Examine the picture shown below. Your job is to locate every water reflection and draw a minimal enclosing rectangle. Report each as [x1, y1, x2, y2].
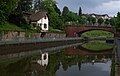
[0, 45, 112, 76]
[36, 53, 48, 66]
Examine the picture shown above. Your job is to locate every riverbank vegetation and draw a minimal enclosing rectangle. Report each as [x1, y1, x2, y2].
[81, 41, 113, 51]
[0, 22, 24, 31]
[81, 30, 114, 38]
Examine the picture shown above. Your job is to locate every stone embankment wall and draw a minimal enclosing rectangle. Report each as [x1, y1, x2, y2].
[0, 39, 83, 55]
[0, 31, 66, 40]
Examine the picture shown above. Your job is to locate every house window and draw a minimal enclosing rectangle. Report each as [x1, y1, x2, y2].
[40, 23, 42, 26]
[43, 54, 47, 60]
[37, 24, 39, 26]
[44, 24, 47, 28]
[44, 16, 47, 19]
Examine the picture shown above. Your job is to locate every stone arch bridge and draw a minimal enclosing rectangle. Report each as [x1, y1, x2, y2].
[65, 26, 116, 37]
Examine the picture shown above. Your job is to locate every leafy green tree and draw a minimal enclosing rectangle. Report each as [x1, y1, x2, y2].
[104, 19, 110, 25]
[62, 6, 69, 16]
[16, 0, 33, 12]
[98, 18, 104, 25]
[78, 16, 87, 25]
[67, 11, 78, 21]
[62, 6, 69, 21]
[91, 17, 96, 25]
[87, 16, 92, 24]
[34, 0, 45, 12]
[53, 4, 61, 16]
[0, 0, 19, 24]
[110, 17, 116, 26]
[8, 0, 33, 27]
[44, 0, 64, 30]
[8, 11, 27, 27]
[87, 16, 96, 25]
[116, 12, 120, 27]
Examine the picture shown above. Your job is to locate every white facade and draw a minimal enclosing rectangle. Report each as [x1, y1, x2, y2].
[37, 16, 49, 32]
[31, 16, 49, 32]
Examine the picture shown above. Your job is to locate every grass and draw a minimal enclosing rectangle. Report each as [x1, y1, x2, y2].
[0, 22, 65, 33]
[81, 30, 114, 38]
[49, 26, 65, 33]
[0, 22, 24, 31]
[82, 41, 113, 51]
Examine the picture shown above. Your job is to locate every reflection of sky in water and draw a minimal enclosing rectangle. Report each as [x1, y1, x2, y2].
[56, 61, 111, 76]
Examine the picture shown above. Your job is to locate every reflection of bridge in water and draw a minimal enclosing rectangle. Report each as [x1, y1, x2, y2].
[64, 46, 113, 56]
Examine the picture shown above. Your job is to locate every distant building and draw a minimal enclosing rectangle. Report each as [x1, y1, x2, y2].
[29, 12, 49, 32]
[90, 13, 111, 19]
[81, 13, 111, 20]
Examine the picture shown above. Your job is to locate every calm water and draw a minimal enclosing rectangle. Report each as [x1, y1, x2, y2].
[0, 41, 113, 76]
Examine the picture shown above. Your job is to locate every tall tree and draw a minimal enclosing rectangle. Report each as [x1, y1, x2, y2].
[8, 0, 33, 27]
[116, 12, 120, 27]
[44, 0, 64, 30]
[87, 16, 93, 25]
[104, 19, 110, 25]
[16, 0, 33, 12]
[62, 6, 69, 17]
[53, 4, 61, 16]
[34, 0, 45, 12]
[0, 0, 19, 24]
[98, 18, 104, 25]
[67, 11, 78, 21]
[79, 7, 82, 15]
[91, 17, 96, 25]
[78, 16, 87, 25]
[110, 17, 116, 26]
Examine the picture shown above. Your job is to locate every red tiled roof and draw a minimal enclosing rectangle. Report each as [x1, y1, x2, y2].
[30, 12, 47, 21]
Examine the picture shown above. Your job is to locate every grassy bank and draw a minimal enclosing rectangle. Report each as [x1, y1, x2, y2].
[0, 23, 64, 33]
[0, 23, 24, 31]
[81, 30, 114, 38]
[81, 41, 113, 51]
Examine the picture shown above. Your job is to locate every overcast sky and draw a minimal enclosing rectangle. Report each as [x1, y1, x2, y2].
[56, 0, 120, 17]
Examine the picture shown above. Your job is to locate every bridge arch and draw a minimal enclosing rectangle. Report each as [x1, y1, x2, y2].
[77, 29, 114, 37]
[65, 26, 115, 37]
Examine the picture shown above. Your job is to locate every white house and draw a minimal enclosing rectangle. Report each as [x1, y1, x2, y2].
[30, 12, 49, 32]
[37, 53, 48, 66]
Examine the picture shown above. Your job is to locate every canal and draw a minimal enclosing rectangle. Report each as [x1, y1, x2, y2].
[0, 40, 113, 76]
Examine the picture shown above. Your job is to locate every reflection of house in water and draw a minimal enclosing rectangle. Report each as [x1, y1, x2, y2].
[25, 53, 49, 76]
[37, 53, 48, 66]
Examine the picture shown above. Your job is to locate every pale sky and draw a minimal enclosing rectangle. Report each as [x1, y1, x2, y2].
[56, 0, 120, 17]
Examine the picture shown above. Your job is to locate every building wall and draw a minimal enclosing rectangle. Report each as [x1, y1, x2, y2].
[37, 16, 49, 32]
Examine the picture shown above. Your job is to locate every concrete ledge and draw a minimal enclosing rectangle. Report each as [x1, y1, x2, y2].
[0, 38, 83, 55]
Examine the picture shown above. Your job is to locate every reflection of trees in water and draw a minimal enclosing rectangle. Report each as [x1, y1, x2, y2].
[0, 51, 112, 76]
[47, 51, 112, 73]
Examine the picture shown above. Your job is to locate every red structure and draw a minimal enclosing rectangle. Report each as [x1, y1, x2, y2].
[65, 26, 115, 37]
